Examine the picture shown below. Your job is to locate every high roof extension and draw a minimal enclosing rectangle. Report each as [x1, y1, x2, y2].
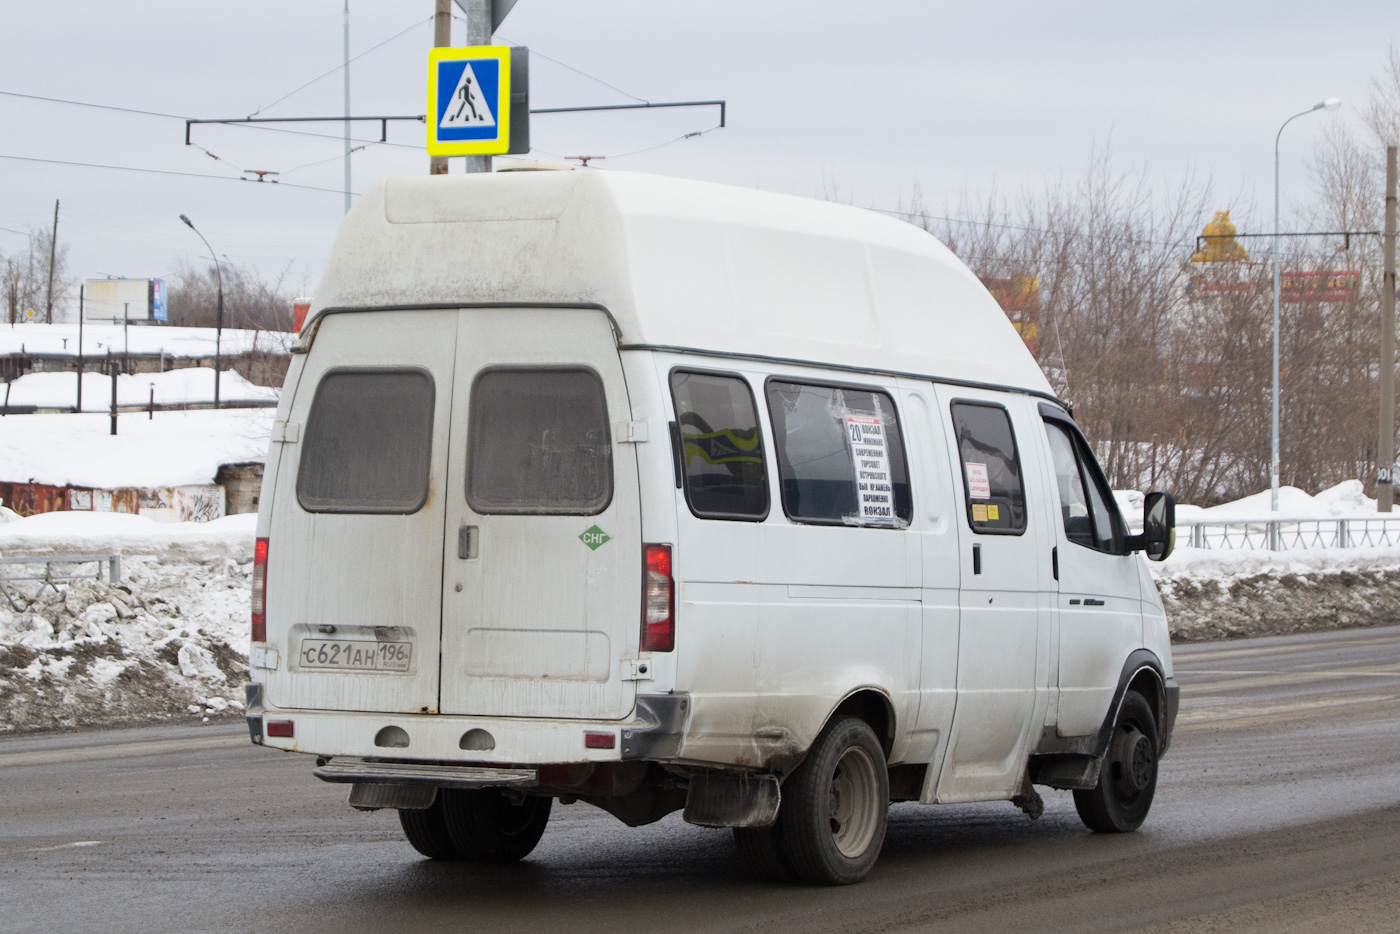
[310, 167, 1053, 398]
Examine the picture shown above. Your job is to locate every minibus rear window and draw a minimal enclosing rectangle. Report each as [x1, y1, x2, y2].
[670, 371, 768, 521]
[766, 381, 911, 527]
[950, 401, 1026, 534]
[297, 369, 435, 514]
[466, 368, 612, 515]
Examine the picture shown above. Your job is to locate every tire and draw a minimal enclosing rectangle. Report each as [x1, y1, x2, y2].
[733, 824, 795, 882]
[398, 793, 462, 861]
[1074, 691, 1159, 833]
[441, 789, 552, 863]
[778, 716, 889, 885]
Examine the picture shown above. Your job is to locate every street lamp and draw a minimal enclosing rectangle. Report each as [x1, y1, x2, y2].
[178, 214, 224, 409]
[1271, 97, 1341, 513]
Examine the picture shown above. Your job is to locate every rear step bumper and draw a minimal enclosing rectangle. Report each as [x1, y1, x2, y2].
[314, 760, 537, 789]
[248, 691, 690, 764]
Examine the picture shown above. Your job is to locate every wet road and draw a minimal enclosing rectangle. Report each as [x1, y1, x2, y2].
[3, 625, 1400, 934]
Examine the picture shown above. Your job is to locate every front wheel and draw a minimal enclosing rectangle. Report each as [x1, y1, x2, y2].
[1074, 691, 1159, 833]
[779, 716, 889, 885]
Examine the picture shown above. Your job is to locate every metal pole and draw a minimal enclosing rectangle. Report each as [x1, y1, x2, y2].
[123, 301, 129, 373]
[462, 0, 491, 174]
[44, 199, 58, 324]
[1382, 145, 1399, 512]
[215, 271, 223, 409]
[76, 283, 83, 412]
[343, 0, 352, 214]
[108, 350, 117, 436]
[430, 0, 451, 176]
[179, 215, 224, 409]
[1272, 102, 1336, 514]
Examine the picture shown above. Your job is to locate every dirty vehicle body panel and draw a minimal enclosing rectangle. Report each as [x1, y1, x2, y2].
[250, 168, 1178, 881]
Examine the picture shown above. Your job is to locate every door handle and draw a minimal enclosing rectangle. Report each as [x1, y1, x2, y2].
[458, 525, 479, 559]
[972, 543, 982, 575]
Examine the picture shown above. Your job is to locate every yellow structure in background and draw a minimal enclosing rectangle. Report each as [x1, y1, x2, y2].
[1191, 210, 1251, 263]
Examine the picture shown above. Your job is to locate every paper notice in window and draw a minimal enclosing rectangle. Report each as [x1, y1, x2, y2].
[966, 462, 991, 500]
[846, 415, 896, 523]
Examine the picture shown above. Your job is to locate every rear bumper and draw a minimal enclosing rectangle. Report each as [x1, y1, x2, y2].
[245, 685, 690, 766]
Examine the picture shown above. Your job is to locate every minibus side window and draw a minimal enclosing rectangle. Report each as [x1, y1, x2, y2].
[466, 367, 612, 515]
[1044, 422, 1096, 548]
[669, 371, 769, 520]
[950, 401, 1026, 534]
[766, 381, 912, 527]
[297, 369, 435, 514]
[1043, 418, 1127, 554]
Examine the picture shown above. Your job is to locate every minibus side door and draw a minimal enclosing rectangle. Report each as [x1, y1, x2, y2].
[1037, 407, 1144, 737]
[933, 387, 1054, 802]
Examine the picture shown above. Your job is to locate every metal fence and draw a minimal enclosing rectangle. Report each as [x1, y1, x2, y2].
[0, 553, 121, 611]
[1182, 516, 1400, 551]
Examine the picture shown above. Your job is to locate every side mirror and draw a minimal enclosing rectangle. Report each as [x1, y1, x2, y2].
[1141, 491, 1175, 561]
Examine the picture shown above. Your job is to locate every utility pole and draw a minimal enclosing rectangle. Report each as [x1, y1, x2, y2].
[460, 0, 492, 174]
[44, 199, 58, 323]
[76, 283, 83, 412]
[343, 0, 352, 214]
[430, 0, 452, 176]
[1381, 145, 1399, 511]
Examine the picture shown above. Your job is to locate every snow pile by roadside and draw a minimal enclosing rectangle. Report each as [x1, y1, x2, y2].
[1, 367, 278, 410]
[0, 512, 254, 733]
[1148, 480, 1400, 641]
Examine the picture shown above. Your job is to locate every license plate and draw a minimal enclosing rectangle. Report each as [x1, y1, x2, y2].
[298, 639, 412, 672]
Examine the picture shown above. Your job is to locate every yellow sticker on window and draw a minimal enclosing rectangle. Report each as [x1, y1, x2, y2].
[987, 504, 1000, 521]
[971, 503, 988, 523]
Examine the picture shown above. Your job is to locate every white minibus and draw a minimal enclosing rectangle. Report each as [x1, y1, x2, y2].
[247, 166, 1178, 885]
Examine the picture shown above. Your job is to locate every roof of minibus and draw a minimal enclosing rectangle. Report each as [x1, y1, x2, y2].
[309, 167, 1054, 397]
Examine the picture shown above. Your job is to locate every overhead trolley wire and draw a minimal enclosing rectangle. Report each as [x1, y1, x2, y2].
[0, 152, 357, 196]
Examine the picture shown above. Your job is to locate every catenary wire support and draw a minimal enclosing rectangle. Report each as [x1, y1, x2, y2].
[1194, 229, 1383, 258]
[184, 99, 725, 149]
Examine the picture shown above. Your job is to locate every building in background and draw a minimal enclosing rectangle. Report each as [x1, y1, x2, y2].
[980, 276, 1040, 355]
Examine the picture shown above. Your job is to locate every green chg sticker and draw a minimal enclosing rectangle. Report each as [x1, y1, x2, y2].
[580, 525, 611, 551]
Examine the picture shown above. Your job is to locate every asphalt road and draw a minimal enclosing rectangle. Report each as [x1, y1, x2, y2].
[4, 626, 1400, 934]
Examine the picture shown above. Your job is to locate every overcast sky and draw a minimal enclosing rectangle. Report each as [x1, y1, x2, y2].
[1, 0, 1394, 312]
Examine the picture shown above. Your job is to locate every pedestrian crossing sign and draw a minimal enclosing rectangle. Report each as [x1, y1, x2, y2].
[427, 45, 512, 156]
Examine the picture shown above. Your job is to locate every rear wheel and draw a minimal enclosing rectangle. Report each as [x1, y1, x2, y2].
[733, 824, 795, 882]
[441, 789, 552, 862]
[778, 716, 889, 885]
[398, 793, 461, 860]
[1074, 691, 1159, 833]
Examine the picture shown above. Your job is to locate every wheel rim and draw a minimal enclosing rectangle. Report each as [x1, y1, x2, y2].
[827, 745, 880, 859]
[1108, 724, 1155, 805]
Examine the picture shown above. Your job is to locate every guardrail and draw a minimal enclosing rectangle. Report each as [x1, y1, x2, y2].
[0, 553, 121, 611]
[1182, 516, 1400, 551]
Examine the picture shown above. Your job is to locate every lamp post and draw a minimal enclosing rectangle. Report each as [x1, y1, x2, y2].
[178, 214, 224, 409]
[1271, 97, 1341, 514]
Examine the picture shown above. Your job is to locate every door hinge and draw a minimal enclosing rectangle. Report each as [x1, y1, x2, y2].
[251, 644, 281, 671]
[621, 659, 654, 681]
[615, 420, 650, 443]
[273, 421, 301, 444]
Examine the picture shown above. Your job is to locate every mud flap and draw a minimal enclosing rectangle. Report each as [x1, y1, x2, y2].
[682, 770, 781, 828]
[348, 783, 437, 811]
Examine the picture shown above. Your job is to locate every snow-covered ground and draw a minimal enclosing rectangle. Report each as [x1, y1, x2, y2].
[0, 512, 255, 733]
[0, 409, 274, 488]
[1, 367, 278, 410]
[0, 322, 288, 359]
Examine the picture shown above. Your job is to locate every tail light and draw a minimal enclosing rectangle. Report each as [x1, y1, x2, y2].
[642, 544, 674, 652]
[251, 537, 268, 643]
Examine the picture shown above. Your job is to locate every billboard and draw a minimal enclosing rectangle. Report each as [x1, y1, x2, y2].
[84, 277, 168, 323]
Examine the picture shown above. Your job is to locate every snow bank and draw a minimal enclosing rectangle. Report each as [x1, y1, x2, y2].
[1, 367, 278, 410]
[0, 511, 256, 563]
[0, 322, 288, 359]
[0, 409, 273, 488]
[0, 513, 255, 733]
